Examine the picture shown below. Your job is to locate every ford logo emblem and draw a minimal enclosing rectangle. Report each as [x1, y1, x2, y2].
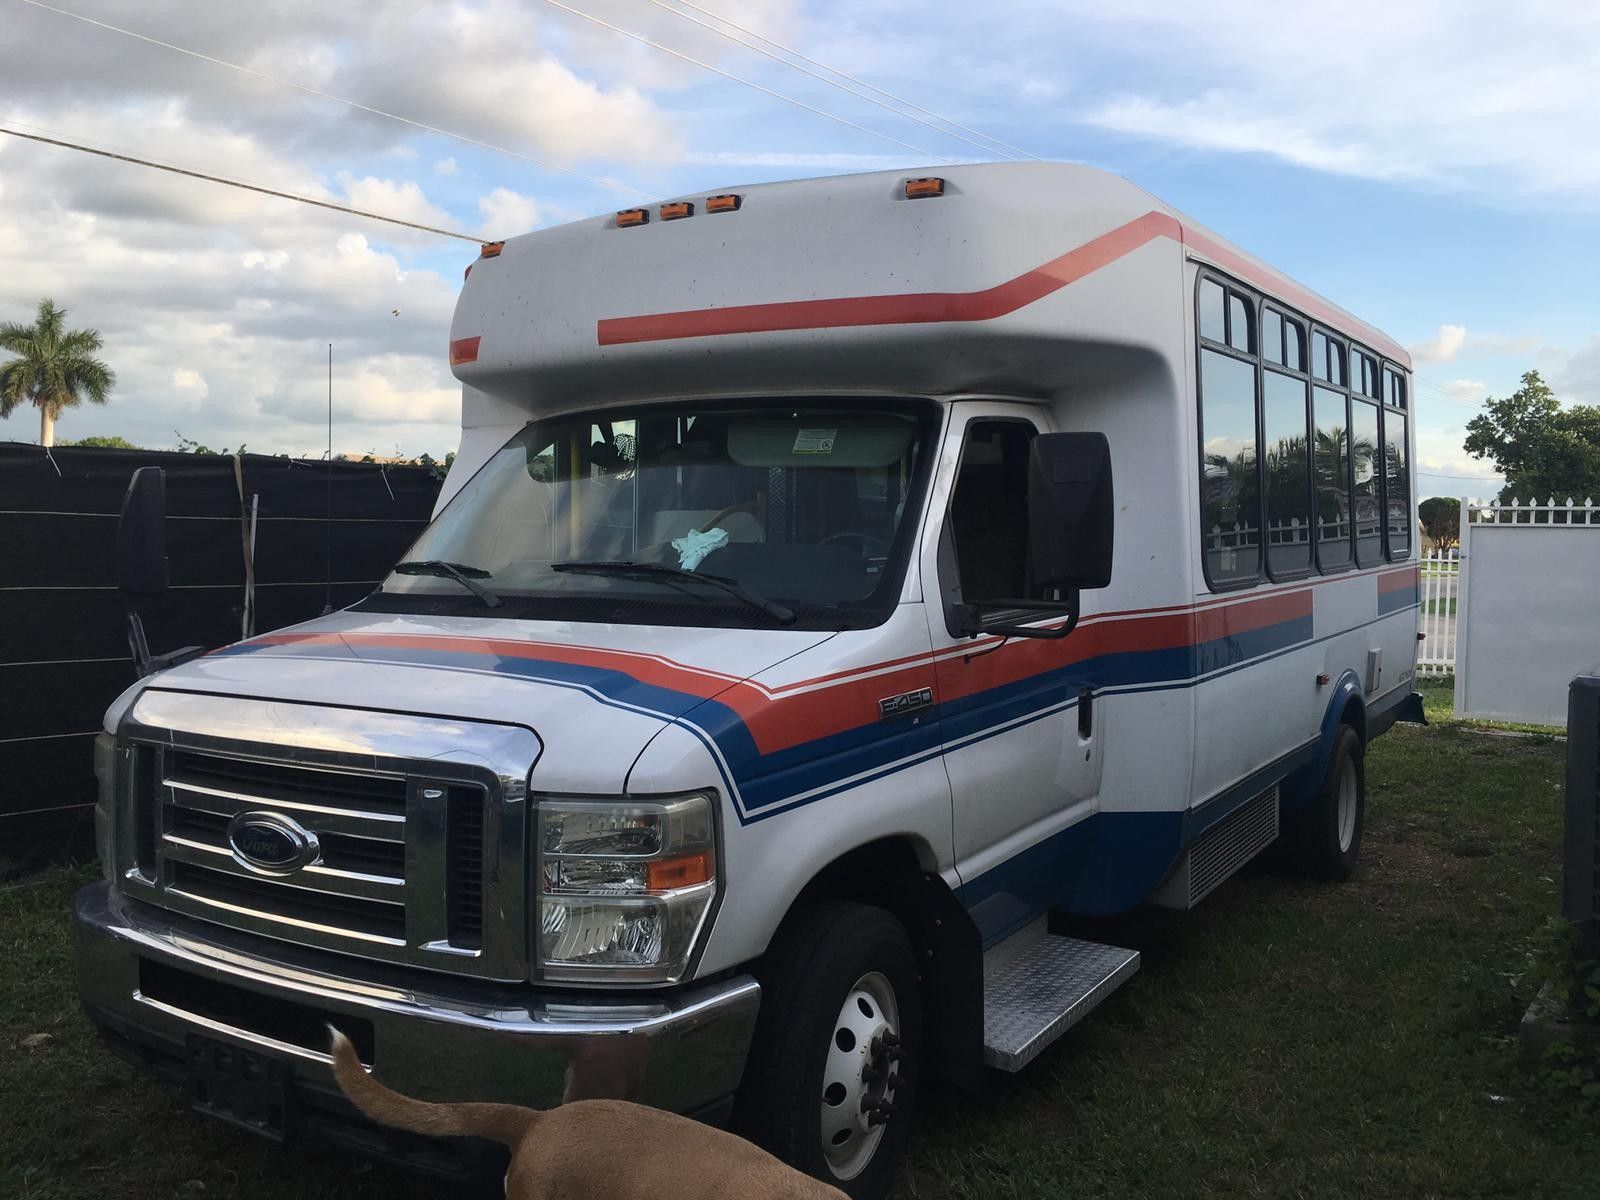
[226, 811, 320, 875]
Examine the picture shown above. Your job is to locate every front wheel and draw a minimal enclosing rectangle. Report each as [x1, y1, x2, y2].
[735, 902, 922, 1200]
[1284, 723, 1365, 880]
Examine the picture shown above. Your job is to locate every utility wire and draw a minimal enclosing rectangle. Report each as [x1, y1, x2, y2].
[0, 125, 482, 241]
[13, 0, 655, 201]
[543, 0, 957, 164]
[669, 0, 1041, 161]
[642, 0, 1027, 161]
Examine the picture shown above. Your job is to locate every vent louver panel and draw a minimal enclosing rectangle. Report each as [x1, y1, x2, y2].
[446, 786, 486, 951]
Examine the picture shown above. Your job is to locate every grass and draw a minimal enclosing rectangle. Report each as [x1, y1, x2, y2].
[4, 697, 1592, 1199]
[1423, 597, 1457, 616]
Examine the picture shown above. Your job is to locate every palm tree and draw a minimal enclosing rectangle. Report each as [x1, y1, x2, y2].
[0, 298, 116, 447]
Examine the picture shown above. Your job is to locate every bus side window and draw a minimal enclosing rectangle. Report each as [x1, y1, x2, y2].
[1382, 367, 1411, 559]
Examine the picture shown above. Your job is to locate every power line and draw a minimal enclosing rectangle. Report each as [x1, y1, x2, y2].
[543, 0, 957, 165]
[13, 0, 655, 201]
[672, 0, 1042, 162]
[0, 124, 481, 241]
[643, 0, 1030, 162]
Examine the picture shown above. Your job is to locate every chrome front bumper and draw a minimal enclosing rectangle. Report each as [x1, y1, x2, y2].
[74, 882, 760, 1122]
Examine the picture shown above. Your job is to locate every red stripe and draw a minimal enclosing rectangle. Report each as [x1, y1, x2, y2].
[448, 336, 480, 365]
[596, 211, 1181, 347]
[1378, 566, 1420, 595]
[594, 210, 1411, 368]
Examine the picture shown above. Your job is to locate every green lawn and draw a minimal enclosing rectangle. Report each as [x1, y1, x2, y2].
[1423, 597, 1457, 615]
[4, 690, 1593, 1199]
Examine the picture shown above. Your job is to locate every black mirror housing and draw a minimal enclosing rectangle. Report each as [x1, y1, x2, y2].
[118, 466, 169, 598]
[1027, 433, 1114, 592]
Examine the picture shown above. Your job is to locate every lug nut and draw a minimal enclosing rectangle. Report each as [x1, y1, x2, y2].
[861, 1065, 885, 1085]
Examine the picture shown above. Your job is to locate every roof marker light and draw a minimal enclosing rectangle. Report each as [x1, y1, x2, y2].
[616, 208, 649, 228]
[904, 176, 945, 199]
[705, 193, 741, 213]
[660, 201, 694, 221]
[479, 241, 505, 258]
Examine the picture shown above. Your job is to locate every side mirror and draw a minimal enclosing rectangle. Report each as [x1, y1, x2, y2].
[1027, 432, 1114, 592]
[118, 466, 169, 598]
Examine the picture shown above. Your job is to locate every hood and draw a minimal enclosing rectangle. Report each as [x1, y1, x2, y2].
[118, 610, 834, 794]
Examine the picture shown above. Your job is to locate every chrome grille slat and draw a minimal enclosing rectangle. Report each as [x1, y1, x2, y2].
[165, 778, 405, 840]
[166, 863, 407, 947]
[159, 834, 406, 903]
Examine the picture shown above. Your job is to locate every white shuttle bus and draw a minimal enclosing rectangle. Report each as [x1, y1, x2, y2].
[77, 163, 1422, 1197]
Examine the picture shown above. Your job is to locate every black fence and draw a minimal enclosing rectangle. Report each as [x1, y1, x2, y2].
[0, 443, 442, 876]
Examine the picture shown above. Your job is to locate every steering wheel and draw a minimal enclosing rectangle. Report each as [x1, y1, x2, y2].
[819, 530, 892, 557]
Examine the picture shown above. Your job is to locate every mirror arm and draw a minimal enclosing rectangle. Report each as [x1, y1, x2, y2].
[959, 594, 1080, 641]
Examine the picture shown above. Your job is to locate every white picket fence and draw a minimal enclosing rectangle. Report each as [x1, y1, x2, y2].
[1417, 548, 1459, 676]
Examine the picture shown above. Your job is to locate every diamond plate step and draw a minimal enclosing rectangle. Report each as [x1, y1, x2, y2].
[982, 920, 1139, 1072]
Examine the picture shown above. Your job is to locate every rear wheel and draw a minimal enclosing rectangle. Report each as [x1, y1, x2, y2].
[736, 902, 922, 1200]
[1285, 723, 1365, 880]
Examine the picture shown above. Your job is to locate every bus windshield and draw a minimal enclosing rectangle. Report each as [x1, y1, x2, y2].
[371, 400, 937, 628]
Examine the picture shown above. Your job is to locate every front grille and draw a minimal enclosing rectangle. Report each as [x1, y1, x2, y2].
[122, 742, 513, 977]
[115, 692, 537, 982]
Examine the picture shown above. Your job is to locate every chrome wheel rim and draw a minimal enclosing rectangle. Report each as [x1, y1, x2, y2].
[1336, 759, 1358, 853]
[819, 970, 902, 1180]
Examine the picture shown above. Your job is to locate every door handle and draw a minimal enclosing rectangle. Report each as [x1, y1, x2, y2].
[1077, 686, 1094, 739]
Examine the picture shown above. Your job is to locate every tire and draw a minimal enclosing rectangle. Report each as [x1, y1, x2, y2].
[735, 901, 922, 1200]
[1284, 723, 1365, 880]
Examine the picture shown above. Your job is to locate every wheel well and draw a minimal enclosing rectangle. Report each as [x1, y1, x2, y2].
[1340, 695, 1368, 745]
[764, 837, 983, 1088]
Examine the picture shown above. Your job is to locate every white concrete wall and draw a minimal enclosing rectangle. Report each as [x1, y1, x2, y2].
[1456, 520, 1600, 726]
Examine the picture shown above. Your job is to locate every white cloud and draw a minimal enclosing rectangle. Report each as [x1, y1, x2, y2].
[476, 187, 545, 239]
[1410, 324, 1469, 365]
[1060, 0, 1600, 202]
[434, 156, 458, 177]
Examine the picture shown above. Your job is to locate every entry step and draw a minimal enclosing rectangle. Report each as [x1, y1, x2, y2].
[981, 919, 1139, 1072]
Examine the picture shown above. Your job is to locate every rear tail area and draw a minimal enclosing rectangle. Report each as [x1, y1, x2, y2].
[327, 1025, 538, 1147]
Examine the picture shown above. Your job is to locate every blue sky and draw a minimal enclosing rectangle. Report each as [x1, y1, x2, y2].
[2, 0, 1595, 499]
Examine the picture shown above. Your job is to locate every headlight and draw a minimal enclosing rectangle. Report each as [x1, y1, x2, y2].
[536, 792, 717, 984]
[93, 733, 117, 883]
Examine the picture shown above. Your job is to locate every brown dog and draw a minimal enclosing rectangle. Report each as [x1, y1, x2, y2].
[328, 1027, 847, 1199]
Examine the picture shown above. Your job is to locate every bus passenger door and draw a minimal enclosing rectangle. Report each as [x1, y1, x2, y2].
[922, 403, 1105, 944]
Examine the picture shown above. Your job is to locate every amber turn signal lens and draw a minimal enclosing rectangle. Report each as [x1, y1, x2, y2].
[904, 176, 945, 199]
[660, 201, 694, 221]
[616, 208, 649, 228]
[479, 241, 505, 258]
[645, 850, 714, 891]
[705, 193, 741, 213]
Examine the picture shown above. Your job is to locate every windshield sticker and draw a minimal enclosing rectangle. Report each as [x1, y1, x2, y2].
[672, 526, 729, 571]
[792, 427, 837, 454]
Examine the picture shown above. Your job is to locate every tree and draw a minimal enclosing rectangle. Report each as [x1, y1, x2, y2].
[0, 299, 116, 447]
[1464, 370, 1600, 503]
[63, 435, 142, 449]
[1418, 496, 1460, 551]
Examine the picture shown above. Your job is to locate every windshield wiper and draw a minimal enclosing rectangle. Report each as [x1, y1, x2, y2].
[392, 559, 504, 609]
[550, 560, 796, 625]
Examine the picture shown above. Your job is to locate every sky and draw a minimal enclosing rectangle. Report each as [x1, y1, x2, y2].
[1, 0, 1597, 499]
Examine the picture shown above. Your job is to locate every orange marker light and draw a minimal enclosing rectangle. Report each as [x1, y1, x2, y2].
[705, 193, 741, 213]
[660, 201, 694, 221]
[645, 850, 713, 891]
[904, 176, 945, 199]
[616, 208, 649, 228]
[479, 241, 505, 258]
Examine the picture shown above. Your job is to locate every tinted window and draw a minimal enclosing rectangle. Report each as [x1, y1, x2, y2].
[949, 420, 1036, 604]
[1384, 407, 1410, 556]
[1314, 385, 1353, 570]
[1200, 348, 1261, 586]
[1263, 308, 1284, 366]
[1263, 370, 1312, 576]
[1228, 294, 1254, 353]
[1284, 316, 1304, 372]
[1351, 398, 1382, 566]
[1199, 279, 1225, 343]
[1384, 366, 1406, 409]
